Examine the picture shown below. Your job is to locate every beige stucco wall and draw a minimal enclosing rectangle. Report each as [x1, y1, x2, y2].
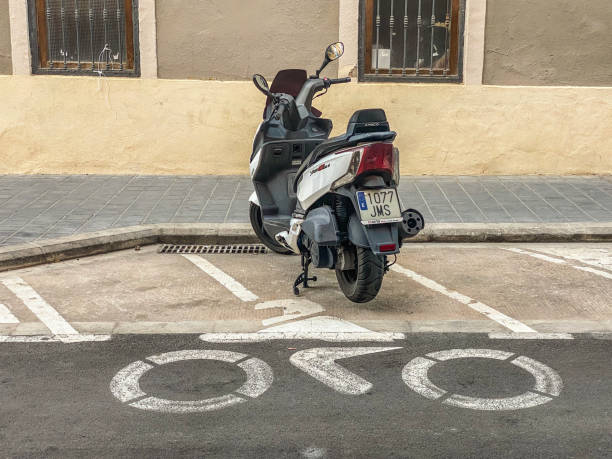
[155, 0, 340, 81]
[1, 75, 611, 175]
[484, 0, 612, 86]
[0, 0, 11, 74]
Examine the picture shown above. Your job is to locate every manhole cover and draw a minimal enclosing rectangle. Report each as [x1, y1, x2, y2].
[158, 244, 268, 255]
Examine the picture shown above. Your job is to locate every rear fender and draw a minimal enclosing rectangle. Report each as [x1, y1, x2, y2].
[249, 192, 260, 206]
[347, 214, 400, 256]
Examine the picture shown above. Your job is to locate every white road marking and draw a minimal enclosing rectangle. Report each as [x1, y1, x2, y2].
[257, 299, 325, 326]
[263, 315, 377, 333]
[444, 392, 553, 411]
[0, 334, 111, 343]
[489, 332, 574, 340]
[530, 247, 612, 272]
[506, 247, 612, 280]
[132, 394, 246, 413]
[0, 303, 19, 324]
[201, 315, 405, 342]
[290, 347, 402, 395]
[182, 254, 258, 302]
[200, 332, 405, 343]
[110, 350, 273, 413]
[505, 248, 565, 264]
[574, 266, 612, 280]
[402, 348, 563, 411]
[1, 277, 78, 335]
[390, 264, 537, 333]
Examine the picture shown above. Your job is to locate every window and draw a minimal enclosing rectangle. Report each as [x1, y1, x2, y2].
[359, 0, 464, 82]
[28, 0, 139, 76]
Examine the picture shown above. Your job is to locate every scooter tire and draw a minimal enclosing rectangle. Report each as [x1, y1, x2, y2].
[249, 202, 294, 255]
[335, 246, 384, 303]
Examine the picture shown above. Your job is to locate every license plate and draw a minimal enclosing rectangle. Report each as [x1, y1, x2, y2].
[356, 189, 403, 225]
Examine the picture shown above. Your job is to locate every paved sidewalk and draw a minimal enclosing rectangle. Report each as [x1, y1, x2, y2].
[0, 175, 609, 246]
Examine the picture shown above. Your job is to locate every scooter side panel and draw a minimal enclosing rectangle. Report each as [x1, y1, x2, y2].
[297, 151, 354, 210]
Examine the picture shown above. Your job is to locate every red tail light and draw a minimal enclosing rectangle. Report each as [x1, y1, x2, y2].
[356, 143, 394, 177]
[379, 244, 397, 252]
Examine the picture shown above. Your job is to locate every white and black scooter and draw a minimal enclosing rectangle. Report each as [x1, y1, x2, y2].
[249, 42, 424, 303]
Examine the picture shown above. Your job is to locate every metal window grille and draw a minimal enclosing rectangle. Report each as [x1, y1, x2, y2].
[359, 0, 465, 82]
[28, 0, 139, 76]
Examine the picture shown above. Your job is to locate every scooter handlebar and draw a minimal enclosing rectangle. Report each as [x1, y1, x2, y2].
[325, 77, 352, 87]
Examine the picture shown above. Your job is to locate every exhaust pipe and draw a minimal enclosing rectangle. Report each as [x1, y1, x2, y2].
[399, 209, 425, 239]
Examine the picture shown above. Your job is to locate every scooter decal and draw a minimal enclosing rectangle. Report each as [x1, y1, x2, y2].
[357, 192, 368, 211]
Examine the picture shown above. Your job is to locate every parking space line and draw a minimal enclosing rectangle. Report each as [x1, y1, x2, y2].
[390, 264, 536, 333]
[182, 254, 258, 302]
[1, 277, 78, 335]
[505, 248, 612, 280]
[0, 303, 19, 324]
[505, 248, 565, 264]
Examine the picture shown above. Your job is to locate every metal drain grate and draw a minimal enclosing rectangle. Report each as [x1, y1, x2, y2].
[159, 244, 269, 255]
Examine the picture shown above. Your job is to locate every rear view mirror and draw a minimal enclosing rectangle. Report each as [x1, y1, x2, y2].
[316, 42, 345, 77]
[326, 42, 344, 61]
[253, 74, 270, 96]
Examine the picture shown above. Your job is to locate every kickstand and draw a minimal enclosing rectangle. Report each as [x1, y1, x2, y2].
[293, 254, 317, 296]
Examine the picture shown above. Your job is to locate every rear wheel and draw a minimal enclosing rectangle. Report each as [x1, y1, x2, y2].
[249, 202, 293, 255]
[335, 245, 384, 303]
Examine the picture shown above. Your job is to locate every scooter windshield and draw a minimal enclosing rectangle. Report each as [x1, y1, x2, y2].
[263, 69, 322, 118]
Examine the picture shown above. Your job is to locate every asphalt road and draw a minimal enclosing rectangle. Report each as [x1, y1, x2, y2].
[2, 334, 611, 458]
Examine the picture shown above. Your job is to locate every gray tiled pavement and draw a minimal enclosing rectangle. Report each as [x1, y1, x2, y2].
[0, 175, 609, 246]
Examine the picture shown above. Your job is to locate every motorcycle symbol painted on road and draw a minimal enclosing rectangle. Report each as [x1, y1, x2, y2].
[111, 348, 562, 413]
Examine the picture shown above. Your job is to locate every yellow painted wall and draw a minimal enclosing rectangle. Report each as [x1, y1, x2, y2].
[1, 75, 611, 175]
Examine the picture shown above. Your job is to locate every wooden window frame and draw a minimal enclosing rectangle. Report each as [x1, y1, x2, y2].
[27, 0, 140, 77]
[358, 0, 465, 83]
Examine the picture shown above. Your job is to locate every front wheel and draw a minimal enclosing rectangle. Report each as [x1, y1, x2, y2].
[335, 246, 384, 303]
[249, 202, 293, 255]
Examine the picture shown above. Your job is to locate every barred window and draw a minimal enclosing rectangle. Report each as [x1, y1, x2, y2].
[28, 0, 139, 76]
[359, 0, 464, 82]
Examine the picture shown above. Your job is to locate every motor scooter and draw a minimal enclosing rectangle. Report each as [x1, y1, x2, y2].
[249, 42, 424, 303]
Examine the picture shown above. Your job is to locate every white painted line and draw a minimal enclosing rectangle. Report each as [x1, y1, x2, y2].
[489, 332, 574, 340]
[110, 360, 153, 402]
[504, 248, 566, 264]
[402, 348, 563, 411]
[256, 299, 325, 326]
[111, 350, 273, 413]
[0, 303, 19, 324]
[390, 264, 537, 333]
[401, 357, 446, 400]
[290, 347, 402, 395]
[427, 348, 514, 361]
[147, 349, 246, 365]
[182, 254, 258, 302]
[512, 356, 563, 396]
[574, 266, 612, 280]
[443, 392, 553, 411]
[235, 358, 275, 398]
[131, 394, 246, 413]
[1, 277, 78, 335]
[529, 247, 612, 272]
[0, 335, 111, 343]
[200, 332, 405, 343]
[506, 247, 612, 280]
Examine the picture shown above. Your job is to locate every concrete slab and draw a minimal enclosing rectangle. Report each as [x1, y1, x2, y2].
[396, 246, 612, 322]
[0, 242, 609, 336]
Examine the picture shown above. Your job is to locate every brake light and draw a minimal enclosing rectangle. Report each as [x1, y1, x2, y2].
[379, 244, 397, 252]
[356, 143, 394, 177]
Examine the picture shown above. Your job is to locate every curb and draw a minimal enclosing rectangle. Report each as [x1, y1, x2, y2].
[0, 222, 611, 272]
